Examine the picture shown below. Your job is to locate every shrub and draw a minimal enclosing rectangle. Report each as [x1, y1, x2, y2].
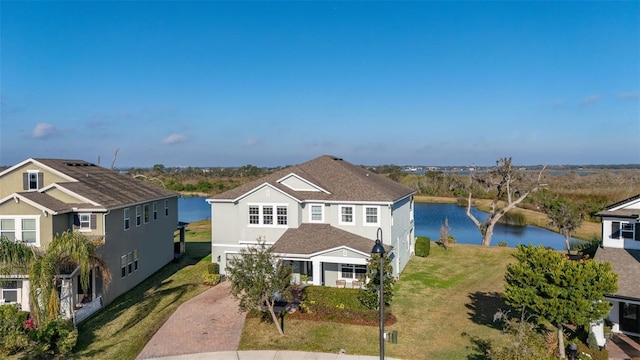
[415, 236, 430, 257]
[208, 262, 220, 274]
[202, 272, 221, 286]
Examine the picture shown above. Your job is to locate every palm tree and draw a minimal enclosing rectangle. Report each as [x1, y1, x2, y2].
[0, 231, 111, 325]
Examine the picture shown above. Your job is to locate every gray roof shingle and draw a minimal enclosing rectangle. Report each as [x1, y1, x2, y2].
[594, 247, 640, 300]
[210, 155, 414, 203]
[270, 223, 393, 255]
[33, 158, 178, 209]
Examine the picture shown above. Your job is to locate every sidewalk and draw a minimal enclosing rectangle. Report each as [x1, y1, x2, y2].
[146, 350, 400, 360]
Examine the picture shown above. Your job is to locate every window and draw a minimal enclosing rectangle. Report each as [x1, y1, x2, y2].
[309, 204, 324, 223]
[165, 200, 169, 216]
[0, 217, 39, 245]
[133, 250, 139, 271]
[143, 204, 150, 224]
[339, 264, 367, 281]
[364, 206, 379, 226]
[136, 206, 141, 226]
[248, 204, 287, 226]
[153, 202, 158, 220]
[1, 281, 18, 303]
[277, 206, 288, 225]
[339, 205, 355, 225]
[124, 208, 130, 230]
[79, 214, 91, 230]
[121, 255, 127, 278]
[127, 252, 133, 274]
[249, 206, 260, 224]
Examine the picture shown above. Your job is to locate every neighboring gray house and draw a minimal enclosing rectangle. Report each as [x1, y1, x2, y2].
[594, 194, 640, 336]
[207, 155, 416, 287]
[0, 158, 179, 323]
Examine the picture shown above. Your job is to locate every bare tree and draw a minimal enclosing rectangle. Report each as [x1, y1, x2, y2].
[466, 158, 546, 246]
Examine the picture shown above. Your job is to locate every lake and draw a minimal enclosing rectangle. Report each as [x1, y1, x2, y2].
[178, 197, 577, 250]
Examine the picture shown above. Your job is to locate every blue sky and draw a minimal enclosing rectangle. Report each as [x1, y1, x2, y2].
[1, 1, 638, 167]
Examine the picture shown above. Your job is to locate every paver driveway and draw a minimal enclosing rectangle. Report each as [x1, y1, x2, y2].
[136, 281, 246, 359]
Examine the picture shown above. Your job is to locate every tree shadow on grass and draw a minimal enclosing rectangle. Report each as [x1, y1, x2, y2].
[465, 291, 509, 330]
[74, 241, 211, 356]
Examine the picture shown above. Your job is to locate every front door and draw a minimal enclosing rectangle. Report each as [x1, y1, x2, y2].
[620, 302, 640, 334]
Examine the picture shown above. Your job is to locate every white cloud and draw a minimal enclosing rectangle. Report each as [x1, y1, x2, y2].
[163, 134, 187, 144]
[580, 94, 601, 105]
[30, 123, 56, 139]
[245, 138, 261, 147]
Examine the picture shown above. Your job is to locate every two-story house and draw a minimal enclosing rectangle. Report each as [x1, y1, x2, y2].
[0, 158, 179, 323]
[594, 194, 640, 336]
[207, 155, 416, 287]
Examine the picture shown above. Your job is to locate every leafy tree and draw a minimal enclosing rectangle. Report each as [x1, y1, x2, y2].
[466, 157, 546, 246]
[226, 239, 292, 335]
[0, 231, 111, 326]
[540, 195, 583, 252]
[359, 254, 395, 309]
[504, 245, 617, 358]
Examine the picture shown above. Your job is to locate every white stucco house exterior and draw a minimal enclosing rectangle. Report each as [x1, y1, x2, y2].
[207, 155, 416, 287]
[594, 194, 640, 336]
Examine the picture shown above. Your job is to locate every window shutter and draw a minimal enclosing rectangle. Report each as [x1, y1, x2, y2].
[73, 215, 80, 229]
[23, 173, 28, 190]
[635, 223, 640, 241]
[91, 215, 97, 229]
[611, 221, 620, 239]
[37, 173, 44, 189]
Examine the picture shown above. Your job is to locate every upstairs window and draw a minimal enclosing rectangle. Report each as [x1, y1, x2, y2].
[364, 206, 380, 226]
[309, 204, 324, 223]
[339, 205, 355, 225]
[124, 208, 130, 230]
[248, 204, 287, 227]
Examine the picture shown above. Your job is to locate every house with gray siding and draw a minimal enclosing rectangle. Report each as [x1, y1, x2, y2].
[207, 155, 415, 287]
[0, 158, 179, 323]
[594, 194, 640, 337]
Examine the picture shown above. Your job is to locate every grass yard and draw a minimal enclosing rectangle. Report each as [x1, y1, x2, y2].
[71, 220, 212, 359]
[239, 243, 515, 360]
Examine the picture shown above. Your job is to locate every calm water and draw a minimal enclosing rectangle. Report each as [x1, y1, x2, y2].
[178, 196, 211, 222]
[178, 197, 576, 250]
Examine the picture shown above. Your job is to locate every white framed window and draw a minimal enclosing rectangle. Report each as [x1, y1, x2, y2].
[0, 281, 19, 303]
[363, 206, 380, 226]
[248, 204, 287, 227]
[309, 204, 324, 223]
[165, 200, 169, 216]
[0, 217, 39, 246]
[153, 202, 158, 220]
[121, 255, 127, 278]
[339, 205, 355, 225]
[134, 249, 139, 271]
[143, 204, 150, 224]
[136, 206, 142, 226]
[124, 208, 130, 230]
[79, 213, 91, 230]
[339, 264, 367, 281]
[27, 171, 40, 191]
[127, 252, 133, 274]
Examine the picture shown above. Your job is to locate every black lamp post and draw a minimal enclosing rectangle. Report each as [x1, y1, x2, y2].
[371, 227, 386, 360]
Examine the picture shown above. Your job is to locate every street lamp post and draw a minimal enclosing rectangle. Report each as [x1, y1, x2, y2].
[371, 227, 386, 360]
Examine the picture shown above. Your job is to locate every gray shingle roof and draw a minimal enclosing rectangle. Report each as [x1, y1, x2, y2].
[210, 155, 414, 203]
[33, 158, 178, 209]
[270, 223, 393, 255]
[594, 247, 640, 300]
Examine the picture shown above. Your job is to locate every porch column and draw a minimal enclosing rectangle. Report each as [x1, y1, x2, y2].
[312, 259, 321, 286]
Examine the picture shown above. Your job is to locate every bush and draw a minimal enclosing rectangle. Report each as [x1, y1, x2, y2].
[208, 262, 219, 274]
[202, 272, 221, 286]
[415, 236, 430, 257]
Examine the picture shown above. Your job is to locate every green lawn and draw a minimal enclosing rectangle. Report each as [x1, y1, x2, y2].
[239, 243, 515, 360]
[71, 220, 212, 359]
